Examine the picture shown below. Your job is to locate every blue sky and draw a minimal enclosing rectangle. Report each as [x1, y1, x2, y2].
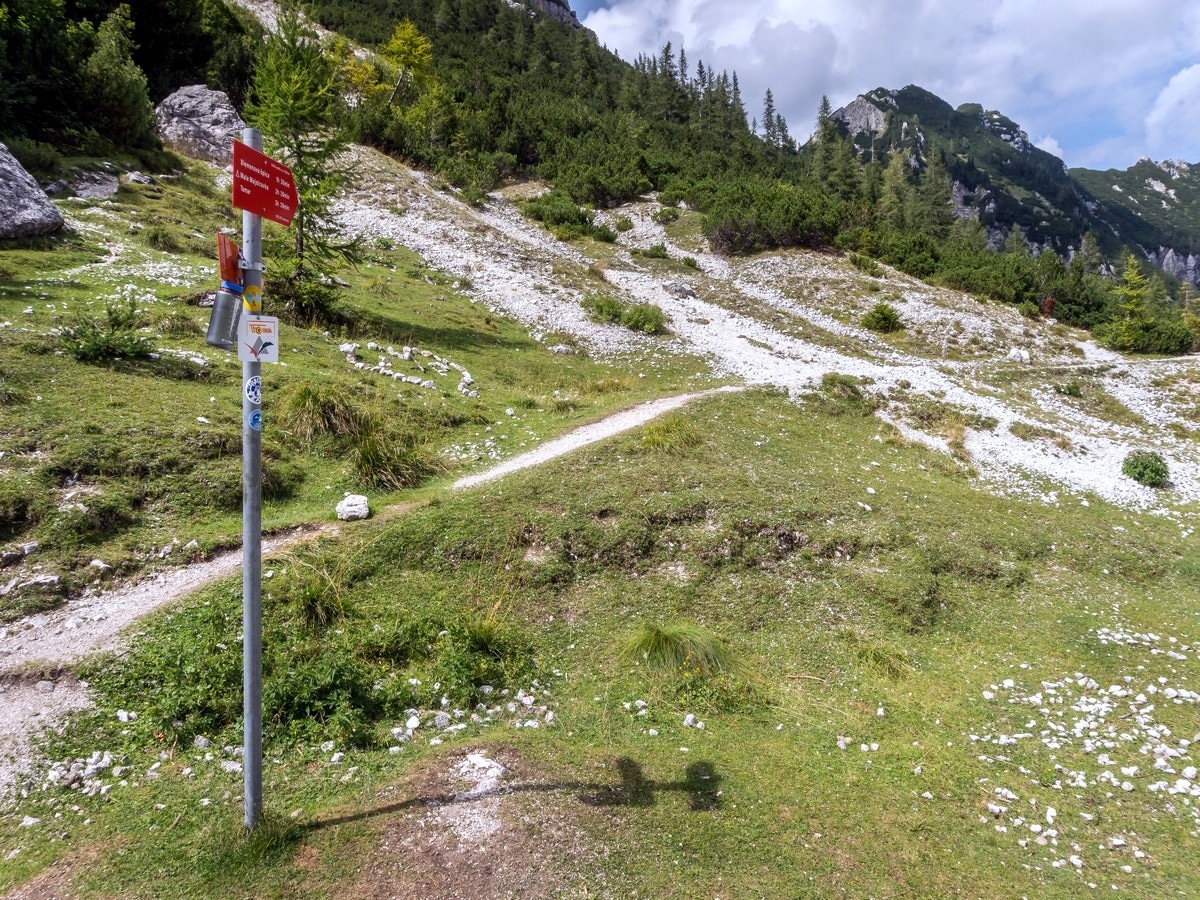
[572, 0, 1200, 170]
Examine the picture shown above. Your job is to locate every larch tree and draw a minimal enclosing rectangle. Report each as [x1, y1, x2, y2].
[247, 1, 357, 321]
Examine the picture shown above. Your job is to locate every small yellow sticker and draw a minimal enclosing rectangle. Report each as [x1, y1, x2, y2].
[243, 284, 263, 313]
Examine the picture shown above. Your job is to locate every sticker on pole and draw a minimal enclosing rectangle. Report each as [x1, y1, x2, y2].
[244, 375, 262, 405]
[249, 410, 263, 431]
[243, 284, 262, 313]
[231, 141, 297, 227]
[238, 316, 280, 364]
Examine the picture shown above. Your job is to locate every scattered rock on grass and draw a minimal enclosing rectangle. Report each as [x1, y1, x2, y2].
[336, 494, 370, 521]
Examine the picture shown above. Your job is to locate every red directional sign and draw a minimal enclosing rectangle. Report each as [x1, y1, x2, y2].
[231, 140, 297, 227]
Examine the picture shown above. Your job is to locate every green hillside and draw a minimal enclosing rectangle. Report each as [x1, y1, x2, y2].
[1073, 158, 1200, 269]
[834, 85, 1200, 268]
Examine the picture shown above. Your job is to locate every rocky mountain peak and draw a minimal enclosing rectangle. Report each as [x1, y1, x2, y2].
[507, 0, 590, 32]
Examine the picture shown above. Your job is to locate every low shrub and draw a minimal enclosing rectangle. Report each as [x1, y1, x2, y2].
[1055, 380, 1083, 398]
[59, 299, 153, 361]
[621, 302, 667, 335]
[6, 137, 61, 175]
[581, 293, 625, 325]
[849, 252, 882, 276]
[1018, 300, 1040, 320]
[861, 302, 904, 334]
[1122, 450, 1169, 487]
[615, 216, 634, 232]
[652, 208, 679, 225]
[524, 190, 613, 242]
[682, 256, 699, 270]
[1096, 318, 1195, 356]
[641, 243, 669, 259]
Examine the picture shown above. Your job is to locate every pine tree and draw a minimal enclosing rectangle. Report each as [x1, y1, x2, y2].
[830, 138, 862, 200]
[814, 94, 837, 182]
[913, 150, 954, 239]
[247, 1, 357, 318]
[878, 152, 912, 230]
[80, 5, 157, 149]
[761, 89, 777, 145]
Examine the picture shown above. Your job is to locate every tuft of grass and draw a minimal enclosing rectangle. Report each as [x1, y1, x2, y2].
[0, 370, 28, 405]
[279, 381, 370, 442]
[142, 224, 182, 252]
[148, 308, 201, 336]
[350, 427, 445, 491]
[840, 629, 915, 679]
[621, 621, 735, 677]
[640, 413, 702, 455]
[810, 373, 880, 417]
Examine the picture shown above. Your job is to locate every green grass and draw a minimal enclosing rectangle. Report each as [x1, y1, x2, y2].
[5, 158, 1200, 898]
[0, 162, 709, 622]
[6, 387, 1199, 897]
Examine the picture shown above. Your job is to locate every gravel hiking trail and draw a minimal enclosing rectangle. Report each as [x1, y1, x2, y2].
[0, 387, 740, 801]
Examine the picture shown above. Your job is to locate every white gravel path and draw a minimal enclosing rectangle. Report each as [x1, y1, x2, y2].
[453, 386, 743, 489]
[333, 152, 1200, 516]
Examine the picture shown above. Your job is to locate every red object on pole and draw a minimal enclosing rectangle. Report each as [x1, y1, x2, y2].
[231, 140, 297, 227]
[217, 233, 242, 285]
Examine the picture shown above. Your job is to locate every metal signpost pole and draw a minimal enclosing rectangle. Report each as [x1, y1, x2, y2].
[241, 127, 264, 830]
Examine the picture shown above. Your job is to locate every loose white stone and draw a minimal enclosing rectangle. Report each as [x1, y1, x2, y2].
[335, 494, 370, 520]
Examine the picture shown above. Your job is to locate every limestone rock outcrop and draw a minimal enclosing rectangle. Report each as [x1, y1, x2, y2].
[0, 143, 65, 239]
[155, 85, 245, 166]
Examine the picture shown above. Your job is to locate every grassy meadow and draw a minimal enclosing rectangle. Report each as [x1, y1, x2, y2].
[2, 163, 1199, 898]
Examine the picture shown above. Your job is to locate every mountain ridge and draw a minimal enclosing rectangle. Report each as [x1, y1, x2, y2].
[832, 84, 1200, 284]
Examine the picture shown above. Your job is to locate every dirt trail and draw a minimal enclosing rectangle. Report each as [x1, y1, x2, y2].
[0, 387, 739, 801]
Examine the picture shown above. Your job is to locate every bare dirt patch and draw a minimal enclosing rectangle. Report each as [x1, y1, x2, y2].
[347, 747, 607, 899]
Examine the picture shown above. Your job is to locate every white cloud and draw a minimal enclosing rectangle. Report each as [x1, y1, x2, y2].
[1145, 64, 1200, 163]
[581, 0, 1200, 168]
[1035, 135, 1064, 160]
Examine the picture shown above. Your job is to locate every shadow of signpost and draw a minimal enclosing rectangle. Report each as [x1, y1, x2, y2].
[579, 758, 722, 811]
[303, 756, 723, 833]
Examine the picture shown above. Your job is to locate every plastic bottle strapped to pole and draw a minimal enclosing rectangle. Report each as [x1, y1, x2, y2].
[205, 233, 244, 350]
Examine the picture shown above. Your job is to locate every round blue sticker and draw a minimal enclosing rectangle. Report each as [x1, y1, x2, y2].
[244, 375, 262, 405]
[249, 410, 263, 431]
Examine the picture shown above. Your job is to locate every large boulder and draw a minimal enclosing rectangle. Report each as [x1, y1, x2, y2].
[0, 143, 65, 239]
[155, 85, 245, 166]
